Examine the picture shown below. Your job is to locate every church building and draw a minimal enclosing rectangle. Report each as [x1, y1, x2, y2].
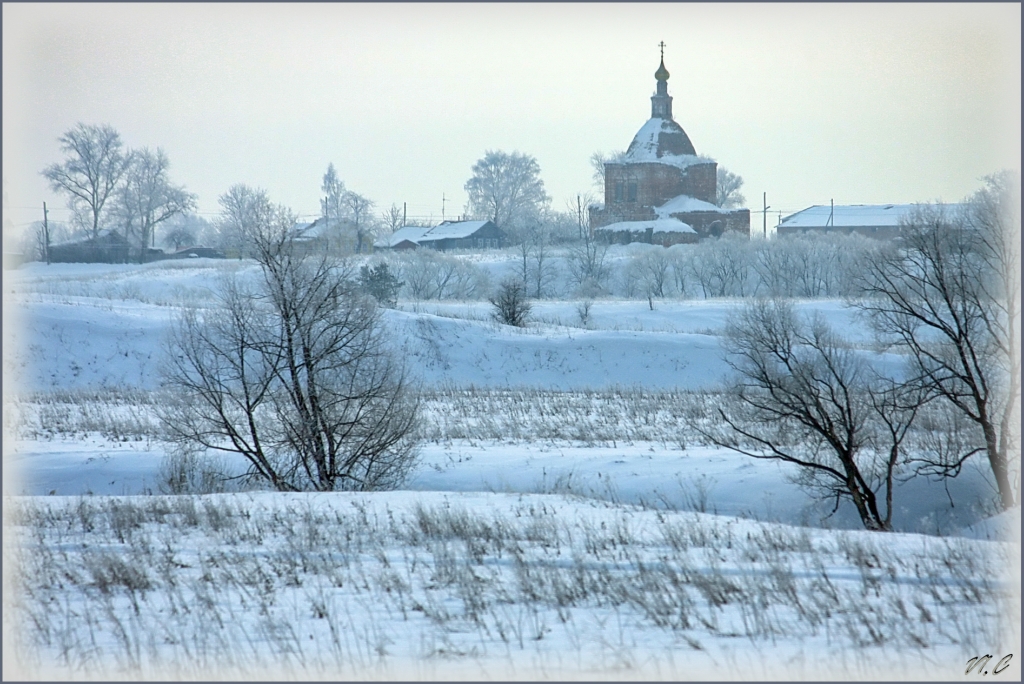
[590, 51, 750, 245]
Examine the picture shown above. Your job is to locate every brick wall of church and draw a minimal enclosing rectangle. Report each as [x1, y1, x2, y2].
[668, 209, 750, 239]
[599, 161, 718, 227]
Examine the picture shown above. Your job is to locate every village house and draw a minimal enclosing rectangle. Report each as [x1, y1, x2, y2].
[590, 52, 750, 245]
[48, 229, 131, 263]
[374, 220, 504, 252]
[776, 203, 966, 239]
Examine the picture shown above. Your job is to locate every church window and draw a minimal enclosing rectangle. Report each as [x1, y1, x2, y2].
[627, 182, 638, 203]
[614, 181, 624, 203]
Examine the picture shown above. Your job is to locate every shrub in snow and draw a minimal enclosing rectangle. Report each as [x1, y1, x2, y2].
[357, 260, 403, 307]
[489, 278, 532, 327]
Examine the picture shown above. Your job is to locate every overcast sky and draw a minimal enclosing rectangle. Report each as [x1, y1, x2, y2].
[3, 2, 1020, 234]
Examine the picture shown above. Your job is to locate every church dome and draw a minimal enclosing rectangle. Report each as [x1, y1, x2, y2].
[625, 117, 696, 160]
[655, 58, 670, 82]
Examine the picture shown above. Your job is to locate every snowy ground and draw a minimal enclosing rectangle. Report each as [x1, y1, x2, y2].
[2, 259, 1020, 680]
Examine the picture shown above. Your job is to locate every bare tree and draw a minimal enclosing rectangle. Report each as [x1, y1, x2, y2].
[566, 192, 596, 241]
[164, 213, 217, 249]
[381, 203, 405, 233]
[344, 190, 376, 254]
[694, 299, 912, 531]
[162, 224, 195, 251]
[42, 123, 133, 240]
[855, 173, 1021, 510]
[464, 150, 549, 231]
[529, 221, 559, 299]
[568, 242, 611, 295]
[688, 234, 752, 298]
[590, 150, 626, 189]
[115, 147, 197, 261]
[489, 278, 532, 327]
[715, 167, 746, 209]
[160, 202, 420, 492]
[396, 250, 487, 301]
[218, 184, 274, 258]
[628, 247, 671, 307]
[320, 163, 346, 228]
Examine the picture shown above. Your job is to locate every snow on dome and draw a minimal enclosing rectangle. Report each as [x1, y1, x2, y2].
[620, 117, 703, 167]
[654, 194, 728, 218]
[595, 218, 695, 235]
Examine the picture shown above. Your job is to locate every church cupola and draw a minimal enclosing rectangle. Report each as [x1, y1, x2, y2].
[651, 44, 673, 120]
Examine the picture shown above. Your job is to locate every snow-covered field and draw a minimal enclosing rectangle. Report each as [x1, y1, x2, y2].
[2, 258, 1020, 680]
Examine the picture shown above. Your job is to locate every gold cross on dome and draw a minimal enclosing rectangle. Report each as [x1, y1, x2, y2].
[659, 41, 666, 59]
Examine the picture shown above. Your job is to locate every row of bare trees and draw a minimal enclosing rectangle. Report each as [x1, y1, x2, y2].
[696, 172, 1020, 529]
[41, 123, 196, 262]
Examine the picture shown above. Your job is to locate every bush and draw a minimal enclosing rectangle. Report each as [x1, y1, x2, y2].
[489, 278, 532, 327]
[357, 261, 403, 307]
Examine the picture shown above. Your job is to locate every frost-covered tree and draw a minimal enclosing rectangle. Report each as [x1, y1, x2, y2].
[114, 148, 197, 261]
[396, 250, 488, 301]
[688, 234, 753, 298]
[715, 167, 745, 209]
[464, 150, 549, 231]
[217, 184, 275, 258]
[628, 247, 671, 307]
[320, 163, 346, 227]
[42, 123, 133, 240]
[344, 190, 376, 254]
[162, 213, 216, 250]
[590, 150, 626, 189]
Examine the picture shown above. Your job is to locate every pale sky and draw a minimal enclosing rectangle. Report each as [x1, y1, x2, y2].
[3, 2, 1020, 234]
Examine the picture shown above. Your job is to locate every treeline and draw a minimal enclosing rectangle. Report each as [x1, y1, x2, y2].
[355, 231, 883, 303]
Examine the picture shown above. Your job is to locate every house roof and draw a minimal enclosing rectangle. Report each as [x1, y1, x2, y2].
[291, 216, 351, 240]
[374, 220, 495, 248]
[595, 218, 696, 235]
[49, 229, 126, 248]
[419, 220, 492, 241]
[374, 225, 433, 248]
[778, 203, 966, 230]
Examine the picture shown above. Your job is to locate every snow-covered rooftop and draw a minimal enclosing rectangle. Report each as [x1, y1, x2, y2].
[779, 203, 966, 229]
[49, 229, 124, 248]
[291, 217, 350, 240]
[418, 220, 491, 241]
[654, 194, 728, 218]
[375, 221, 493, 248]
[595, 218, 696, 235]
[374, 225, 433, 248]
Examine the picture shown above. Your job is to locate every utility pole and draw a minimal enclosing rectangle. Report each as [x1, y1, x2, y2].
[43, 201, 50, 265]
[763, 192, 771, 239]
[828, 198, 834, 227]
[403, 201, 407, 227]
[442, 193, 446, 222]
